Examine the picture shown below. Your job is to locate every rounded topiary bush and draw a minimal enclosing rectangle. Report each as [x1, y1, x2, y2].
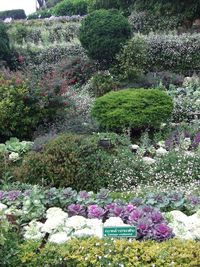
[92, 88, 173, 133]
[79, 9, 131, 66]
[15, 133, 133, 191]
[53, 0, 88, 16]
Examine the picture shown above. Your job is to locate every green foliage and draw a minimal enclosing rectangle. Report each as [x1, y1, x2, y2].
[0, 9, 26, 20]
[15, 133, 132, 191]
[0, 212, 21, 267]
[0, 70, 66, 140]
[46, 0, 63, 8]
[0, 22, 10, 65]
[134, 0, 200, 21]
[89, 71, 120, 97]
[53, 0, 88, 16]
[88, 0, 135, 15]
[92, 88, 173, 133]
[128, 11, 184, 34]
[115, 34, 148, 81]
[27, 9, 52, 20]
[79, 9, 131, 66]
[18, 238, 200, 266]
[118, 33, 200, 74]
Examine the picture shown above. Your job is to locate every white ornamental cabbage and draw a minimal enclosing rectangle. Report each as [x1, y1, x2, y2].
[0, 203, 7, 211]
[24, 220, 45, 240]
[49, 232, 71, 244]
[166, 210, 200, 240]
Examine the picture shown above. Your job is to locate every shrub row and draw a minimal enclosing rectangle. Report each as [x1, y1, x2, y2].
[53, 0, 88, 16]
[7, 238, 200, 266]
[117, 33, 200, 77]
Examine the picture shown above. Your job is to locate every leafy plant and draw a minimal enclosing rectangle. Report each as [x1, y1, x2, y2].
[79, 9, 131, 66]
[92, 88, 173, 134]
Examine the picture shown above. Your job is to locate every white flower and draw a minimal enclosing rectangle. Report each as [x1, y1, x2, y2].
[142, 157, 156, 164]
[0, 203, 7, 211]
[73, 228, 93, 238]
[42, 217, 67, 233]
[49, 232, 70, 244]
[64, 216, 87, 230]
[130, 144, 139, 150]
[46, 207, 68, 219]
[104, 217, 126, 227]
[157, 141, 166, 148]
[156, 147, 168, 157]
[24, 220, 44, 240]
[9, 152, 20, 162]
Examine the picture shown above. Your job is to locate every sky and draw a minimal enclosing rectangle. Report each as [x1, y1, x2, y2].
[0, 0, 36, 15]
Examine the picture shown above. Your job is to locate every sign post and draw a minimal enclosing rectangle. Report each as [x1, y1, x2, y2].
[103, 226, 137, 238]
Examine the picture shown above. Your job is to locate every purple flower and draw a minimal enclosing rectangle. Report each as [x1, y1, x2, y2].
[130, 198, 144, 206]
[137, 219, 152, 237]
[187, 195, 200, 205]
[68, 204, 86, 216]
[88, 205, 105, 219]
[0, 191, 5, 200]
[192, 132, 200, 149]
[151, 211, 164, 223]
[153, 223, 173, 241]
[129, 209, 144, 223]
[79, 191, 90, 200]
[96, 189, 110, 200]
[142, 205, 154, 213]
[106, 203, 124, 218]
[7, 190, 21, 201]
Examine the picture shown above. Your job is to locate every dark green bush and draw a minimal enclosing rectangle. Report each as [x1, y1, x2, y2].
[53, 0, 88, 16]
[0, 9, 26, 20]
[88, 0, 135, 15]
[27, 9, 52, 20]
[0, 22, 10, 65]
[79, 9, 131, 66]
[92, 88, 173, 133]
[15, 133, 132, 191]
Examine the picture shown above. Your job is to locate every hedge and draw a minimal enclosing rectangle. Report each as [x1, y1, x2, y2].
[17, 238, 200, 266]
[0, 9, 26, 20]
[118, 33, 200, 74]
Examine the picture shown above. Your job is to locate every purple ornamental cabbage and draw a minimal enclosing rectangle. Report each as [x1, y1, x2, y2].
[7, 190, 21, 201]
[88, 205, 105, 219]
[153, 223, 174, 241]
[68, 204, 86, 216]
[106, 203, 124, 218]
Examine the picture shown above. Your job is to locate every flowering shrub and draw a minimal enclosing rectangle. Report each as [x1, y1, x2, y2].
[118, 33, 200, 74]
[165, 210, 200, 240]
[0, 69, 69, 140]
[168, 76, 200, 122]
[18, 238, 200, 267]
[22, 206, 173, 242]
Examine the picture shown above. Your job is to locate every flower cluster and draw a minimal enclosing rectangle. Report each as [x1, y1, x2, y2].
[23, 206, 173, 243]
[165, 210, 200, 240]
